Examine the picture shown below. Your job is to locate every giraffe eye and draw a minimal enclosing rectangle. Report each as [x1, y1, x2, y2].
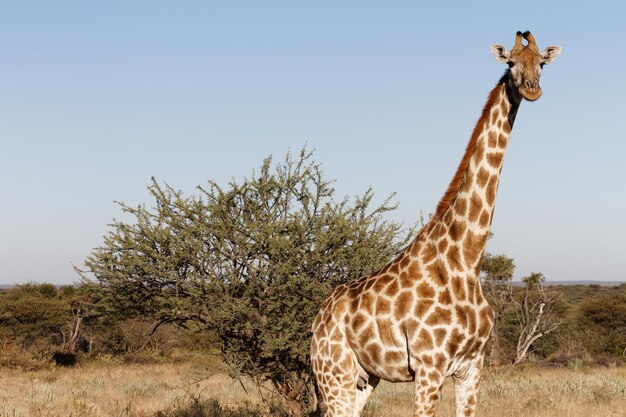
[540, 63, 545, 69]
[507, 62, 515, 68]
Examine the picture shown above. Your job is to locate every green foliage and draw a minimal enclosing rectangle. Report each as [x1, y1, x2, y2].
[80, 148, 412, 415]
[0, 283, 68, 344]
[481, 253, 515, 287]
[580, 291, 626, 355]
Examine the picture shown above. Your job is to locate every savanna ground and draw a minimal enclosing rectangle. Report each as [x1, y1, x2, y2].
[1, 354, 625, 417]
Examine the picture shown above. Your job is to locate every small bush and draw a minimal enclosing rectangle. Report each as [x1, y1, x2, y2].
[52, 351, 78, 367]
[150, 397, 271, 417]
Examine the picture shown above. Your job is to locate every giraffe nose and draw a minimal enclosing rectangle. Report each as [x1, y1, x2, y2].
[524, 79, 539, 90]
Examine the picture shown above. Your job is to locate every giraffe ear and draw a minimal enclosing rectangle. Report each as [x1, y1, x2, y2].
[490, 45, 510, 63]
[541, 46, 562, 65]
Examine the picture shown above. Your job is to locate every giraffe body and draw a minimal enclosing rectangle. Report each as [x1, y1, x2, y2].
[311, 32, 561, 417]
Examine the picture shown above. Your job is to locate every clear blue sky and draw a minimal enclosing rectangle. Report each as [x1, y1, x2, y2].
[1, 1, 625, 285]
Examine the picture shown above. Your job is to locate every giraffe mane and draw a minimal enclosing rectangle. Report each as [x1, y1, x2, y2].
[431, 75, 508, 223]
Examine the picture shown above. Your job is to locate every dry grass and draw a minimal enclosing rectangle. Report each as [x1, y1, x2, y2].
[367, 366, 626, 417]
[0, 354, 262, 417]
[0, 358, 625, 417]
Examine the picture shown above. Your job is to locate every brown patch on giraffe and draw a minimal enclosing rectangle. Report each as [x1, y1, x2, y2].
[416, 282, 436, 299]
[491, 107, 500, 124]
[363, 278, 376, 292]
[400, 270, 408, 281]
[500, 97, 507, 114]
[373, 274, 394, 293]
[447, 328, 467, 357]
[388, 263, 400, 275]
[476, 167, 489, 188]
[400, 255, 411, 269]
[415, 299, 434, 317]
[487, 130, 497, 147]
[449, 220, 466, 241]
[479, 210, 490, 228]
[478, 306, 495, 338]
[437, 238, 449, 253]
[431, 223, 444, 238]
[443, 210, 453, 225]
[421, 243, 437, 264]
[385, 280, 400, 297]
[407, 262, 422, 279]
[468, 280, 477, 304]
[414, 328, 434, 351]
[487, 152, 504, 169]
[376, 297, 392, 315]
[351, 313, 368, 332]
[467, 309, 478, 335]
[349, 298, 359, 314]
[446, 244, 463, 272]
[433, 352, 447, 371]
[503, 120, 512, 133]
[432, 84, 504, 222]
[471, 139, 486, 166]
[359, 323, 376, 346]
[366, 342, 383, 363]
[486, 175, 498, 207]
[409, 240, 422, 257]
[331, 345, 342, 363]
[498, 133, 508, 148]
[454, 197, 467, 216]
[451, 276, 467, 301]
[463, 230, 486, 268]
[377, 319, 395, 346]
[437, 288, 452, 306]
[425, 306, 452, 326]
[455, 305, 469, 328]
[404, 317, 419, 335]
[426, 260, 448, 285]
[468, 192, 482, 222]
[384, 350, 405, 363]
[420, 354, 434, 367]
[463, 338, 482, 358]
[394, 291, 414, 321]
[433, 328, 448, 346]
[330, 327, 343, 343]
[360, 292, 375, 315]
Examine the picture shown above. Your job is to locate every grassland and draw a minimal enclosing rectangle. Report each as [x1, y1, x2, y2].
[0, 359, 625, 417]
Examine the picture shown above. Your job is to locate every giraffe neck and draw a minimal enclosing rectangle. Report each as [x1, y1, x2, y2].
[414, 75, 521, 280]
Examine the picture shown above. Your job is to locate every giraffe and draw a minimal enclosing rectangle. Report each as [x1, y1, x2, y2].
[310, 31, 561, 417]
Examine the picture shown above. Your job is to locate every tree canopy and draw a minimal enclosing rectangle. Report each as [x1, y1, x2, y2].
[79, 148, 413, 415]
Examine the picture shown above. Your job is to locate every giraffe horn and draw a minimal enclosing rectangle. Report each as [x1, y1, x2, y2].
[515, 31, 523, 47]
[522, 31, 536, 46]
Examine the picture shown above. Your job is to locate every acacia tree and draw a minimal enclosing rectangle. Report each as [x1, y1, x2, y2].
[79, 148, 412, 416]
[512, 272, 560, 364]
[480, 252, 515, 365]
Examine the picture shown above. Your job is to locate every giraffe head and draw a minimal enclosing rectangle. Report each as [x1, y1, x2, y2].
[491, 31, 562, 101]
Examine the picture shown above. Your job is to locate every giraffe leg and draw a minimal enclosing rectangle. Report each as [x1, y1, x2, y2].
[413, 367, 445, 417]
[352, 372, 380, 417]
[312, 340, 361, 417]
[452, 359, 484, 417]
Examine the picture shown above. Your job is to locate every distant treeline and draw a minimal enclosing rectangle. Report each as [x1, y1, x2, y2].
[0, 281, 624, 370]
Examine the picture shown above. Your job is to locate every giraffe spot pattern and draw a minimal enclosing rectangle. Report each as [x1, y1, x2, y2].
[310, 67, 527, 416]
[468, 192, 482, 222]
[487, 152, 504, 169]
[425, 306, 452, 326]
[476, 167, 489, 188]
[449, 220, 467, 241]
[454, 197, 468, 216]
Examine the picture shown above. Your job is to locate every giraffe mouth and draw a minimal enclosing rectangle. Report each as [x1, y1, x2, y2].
[519, 87, 542, 101]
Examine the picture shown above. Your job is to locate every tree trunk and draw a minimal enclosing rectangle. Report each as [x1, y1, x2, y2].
[67, 308, 83, 353]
